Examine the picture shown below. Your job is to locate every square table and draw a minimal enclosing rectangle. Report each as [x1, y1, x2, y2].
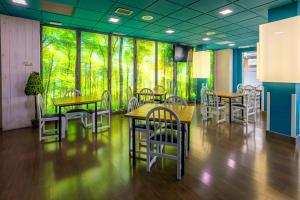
[213, 92, 248, 123]
[52, 96, 100, 141]
[124, 103, 195, 176]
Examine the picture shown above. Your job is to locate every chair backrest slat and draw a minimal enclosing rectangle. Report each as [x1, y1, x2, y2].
[164, 95, 187, 106]
[139, 88, 154, 104]
[64, 88, 82, 97]
[146, 106, 181, 146]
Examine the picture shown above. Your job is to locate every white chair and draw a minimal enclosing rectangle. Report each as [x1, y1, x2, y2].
[87, 90, 111, 133]
[207, 91, 226, 124]
[64, 89, 88, 130]
[164, 96, 189, 157]
[153, 85, 165, 103]
[200, 85, 208, 121]
[256, 85, 263, 110]
[36, 94, 66, 141]
[146, 106, 182, 180]
[231, 89, 257, 125]
[139, 88, 154, 104]
[127, 97, 151, 155]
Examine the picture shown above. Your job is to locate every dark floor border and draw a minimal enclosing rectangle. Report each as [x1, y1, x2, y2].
[266, 130, 300, 145]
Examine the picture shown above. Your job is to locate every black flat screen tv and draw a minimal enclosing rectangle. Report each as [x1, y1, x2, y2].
[174, 45, 191, 62]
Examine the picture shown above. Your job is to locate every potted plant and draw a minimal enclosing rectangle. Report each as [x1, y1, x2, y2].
[24, 71, 44, 127]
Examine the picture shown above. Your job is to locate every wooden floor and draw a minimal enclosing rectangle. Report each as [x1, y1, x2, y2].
[1, 106, 300, 200]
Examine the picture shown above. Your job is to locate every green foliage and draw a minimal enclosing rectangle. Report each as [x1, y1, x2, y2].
[25, 71, 43, 96]
[42, 26, 195, 112]
[206, 50, 214, 90]
[137, 40, 155, 90]
[42, 26, 76, 113]
[158, 42, 173, 95]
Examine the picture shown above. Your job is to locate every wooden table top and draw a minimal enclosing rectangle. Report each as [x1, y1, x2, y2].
[214, 92, 248, 98]
[124, 103, 195, 123]
[136, 90, 167, 96]
[52, 96, 100, 107]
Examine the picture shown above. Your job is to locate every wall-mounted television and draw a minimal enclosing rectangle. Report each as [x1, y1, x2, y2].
[174, 45, 191, 62]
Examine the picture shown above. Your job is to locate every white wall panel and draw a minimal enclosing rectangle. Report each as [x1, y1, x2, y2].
[214, 49, 233, 92]
[0, 15, 40, 130]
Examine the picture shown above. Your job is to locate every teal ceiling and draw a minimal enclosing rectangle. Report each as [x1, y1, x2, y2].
[0, 0, 294, 49]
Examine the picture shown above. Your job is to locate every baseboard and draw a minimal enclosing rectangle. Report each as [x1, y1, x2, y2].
[266, 130, 299, 145]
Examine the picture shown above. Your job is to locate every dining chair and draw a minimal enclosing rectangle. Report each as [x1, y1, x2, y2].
[200, 85, 208, 121]
[64, 89, 88, 131]
[153, 85, 165, 103]
[146, 106, 182, 180]
[127, 97, 151, 156]
[231, 89, 257, 125]
[37, 94, 66, 141]
[139, 88, 154, 104]
[164, 95, 189, 157]
[256, 85, 263, 110]
[87, 90, 111, 133]
[207, 90, 226, 124]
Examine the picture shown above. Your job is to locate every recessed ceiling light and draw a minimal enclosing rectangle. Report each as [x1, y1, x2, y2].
[142, 15, 154, 21]
[166, 29, 175, 34]
[239, 45, 255, 49]
[109, 17, 119, 23]
[49, 21, 62, 26]
[216, 41, 232, 45]
[228, 43, 235, 47]
[219, 9, 233, 15]
[202, 37, 210, 41]
[12, 0, 27, 5]
[206, 32, 216, 36]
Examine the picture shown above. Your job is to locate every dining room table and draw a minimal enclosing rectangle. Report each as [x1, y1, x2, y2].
[124, 103, 195, 176]
[212, 92, 248, 123]
[52, 96, 101, 141]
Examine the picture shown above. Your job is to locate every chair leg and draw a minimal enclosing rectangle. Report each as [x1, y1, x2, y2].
[128, 127, 132, 153]
[177, 146, 181, 180]
[39, 122, 42, 141]
[92, 113, 95, 133]
[146, 139, 151, 173]
[61, 118, 66, 138]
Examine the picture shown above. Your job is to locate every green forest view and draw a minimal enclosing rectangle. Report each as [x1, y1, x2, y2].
[42, 26, 195, 113]
[42, 26, 76, 114]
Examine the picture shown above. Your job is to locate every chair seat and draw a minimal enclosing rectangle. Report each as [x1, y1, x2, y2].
[66, 108, 88, 113]
[164, 123, 181, 130]
[43, 113, 65, 118]
[150, 132, 178, 143]
[135, 123, 156, 130]
[86, 108, 109, 114]
[232, 103, 246, 108]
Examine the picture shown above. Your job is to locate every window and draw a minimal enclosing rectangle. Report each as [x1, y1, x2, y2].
[42, 26, 76, 113]
[242, 51, 260, 86]
[80, 32, 108, 98]
[136, 40, 155, 91]
[111, 36, 134, 111]
[157, 42, 173, 95]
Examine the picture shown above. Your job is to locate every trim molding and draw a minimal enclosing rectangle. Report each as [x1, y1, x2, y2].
[267, 92, 270, 131]
[266, 130, 299, 145]
[291, 94, 296, 138]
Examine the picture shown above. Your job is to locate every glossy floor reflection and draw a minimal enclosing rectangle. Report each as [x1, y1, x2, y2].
[1, 106, 300, 200]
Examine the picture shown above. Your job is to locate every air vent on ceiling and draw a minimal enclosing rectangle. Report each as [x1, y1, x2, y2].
[41, 0, 74, 16]
[115, 8, 133, 16]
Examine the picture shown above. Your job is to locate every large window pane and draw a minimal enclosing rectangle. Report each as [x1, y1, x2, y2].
[81, 32, 108, 98]
[177, 62, 188, 100]
[137, 40, 155, 90]
[111, 36, 134, 111]
[42, 26, 76, 114]
[157, 42, 173, 95]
